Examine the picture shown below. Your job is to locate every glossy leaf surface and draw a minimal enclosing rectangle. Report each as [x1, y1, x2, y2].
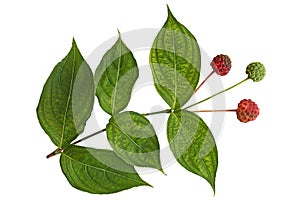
[106, 111, 162, 171]
[60, 145, 150, 194]
[95, 33, 138, 115]
[167, 110, 218, 192]
[149, 7, 201, 109]
[37, 39, 94, 148]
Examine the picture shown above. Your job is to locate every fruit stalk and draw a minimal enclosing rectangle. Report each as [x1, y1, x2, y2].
[184, 78, 249, 110]
[194, 109, 236, 112]
[194, 71, 215, 94]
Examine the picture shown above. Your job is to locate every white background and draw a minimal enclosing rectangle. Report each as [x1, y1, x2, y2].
[1, 0, 300, 199]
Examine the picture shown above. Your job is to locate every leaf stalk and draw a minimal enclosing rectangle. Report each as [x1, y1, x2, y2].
[142, 109, 172, 116]
[46, 108, 172, 159]
[46, 128, 106, 159]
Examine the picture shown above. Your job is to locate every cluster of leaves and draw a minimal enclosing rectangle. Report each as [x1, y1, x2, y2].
[37, 6, 221, 194]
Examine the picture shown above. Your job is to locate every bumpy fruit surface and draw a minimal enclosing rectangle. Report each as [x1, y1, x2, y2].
[246, 62, 266, 82]
[236, 99, 259, 123]
[210, 54, 231, 76]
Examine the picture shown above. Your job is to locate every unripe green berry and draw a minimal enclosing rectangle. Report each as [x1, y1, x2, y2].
[246, 62, 266, 82]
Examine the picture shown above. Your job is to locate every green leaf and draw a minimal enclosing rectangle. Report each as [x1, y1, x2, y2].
[60, 145, 150, 194]
[106, 111, 163, 172]
[167, 110, 218, 192]
[95, 32, 138, 115]
[37, 39, 94, 148]
[149, 6, 201, 109]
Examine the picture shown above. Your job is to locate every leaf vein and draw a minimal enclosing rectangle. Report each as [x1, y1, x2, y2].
[63, 153, 144, 184]
[172, 112, 213, 181]
[59, 47, 76, 148]
[111, 39, 122, 114]
[171, 30, 177, 108]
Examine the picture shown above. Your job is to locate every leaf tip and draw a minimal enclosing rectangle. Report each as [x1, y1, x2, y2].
[71, 37, 80, 51]
[160, 168, 167, 176]
[166, 4, 174, 19]
[72, 37, 77, 46]
[166, 4, 170, 12]
[117, 29, 121, 38]
[210, 182, 216, 195]
[147, 183, 154, 188]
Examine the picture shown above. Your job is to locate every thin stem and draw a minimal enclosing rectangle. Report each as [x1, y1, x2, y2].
[143, 109, 172, 116]
[46, 108, 172, 159]
[184, 78, 250, 110]
[46, 128, 106, 159]
[194, 71, 215, 94]
[72, 129, 106, 145]
[46, 148, 63, 159]
[193, 109, 236, 112]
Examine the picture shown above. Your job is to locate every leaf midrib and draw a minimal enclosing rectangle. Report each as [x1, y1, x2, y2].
[171, 30, 177, 109]
[62, 153, 145, 185]
[110, 122, 148, 155]
[59, 48, 76, 148]
[111, 39, 122, 114]
[172, 112, 213, 181]
[109, 120, 161, 170]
